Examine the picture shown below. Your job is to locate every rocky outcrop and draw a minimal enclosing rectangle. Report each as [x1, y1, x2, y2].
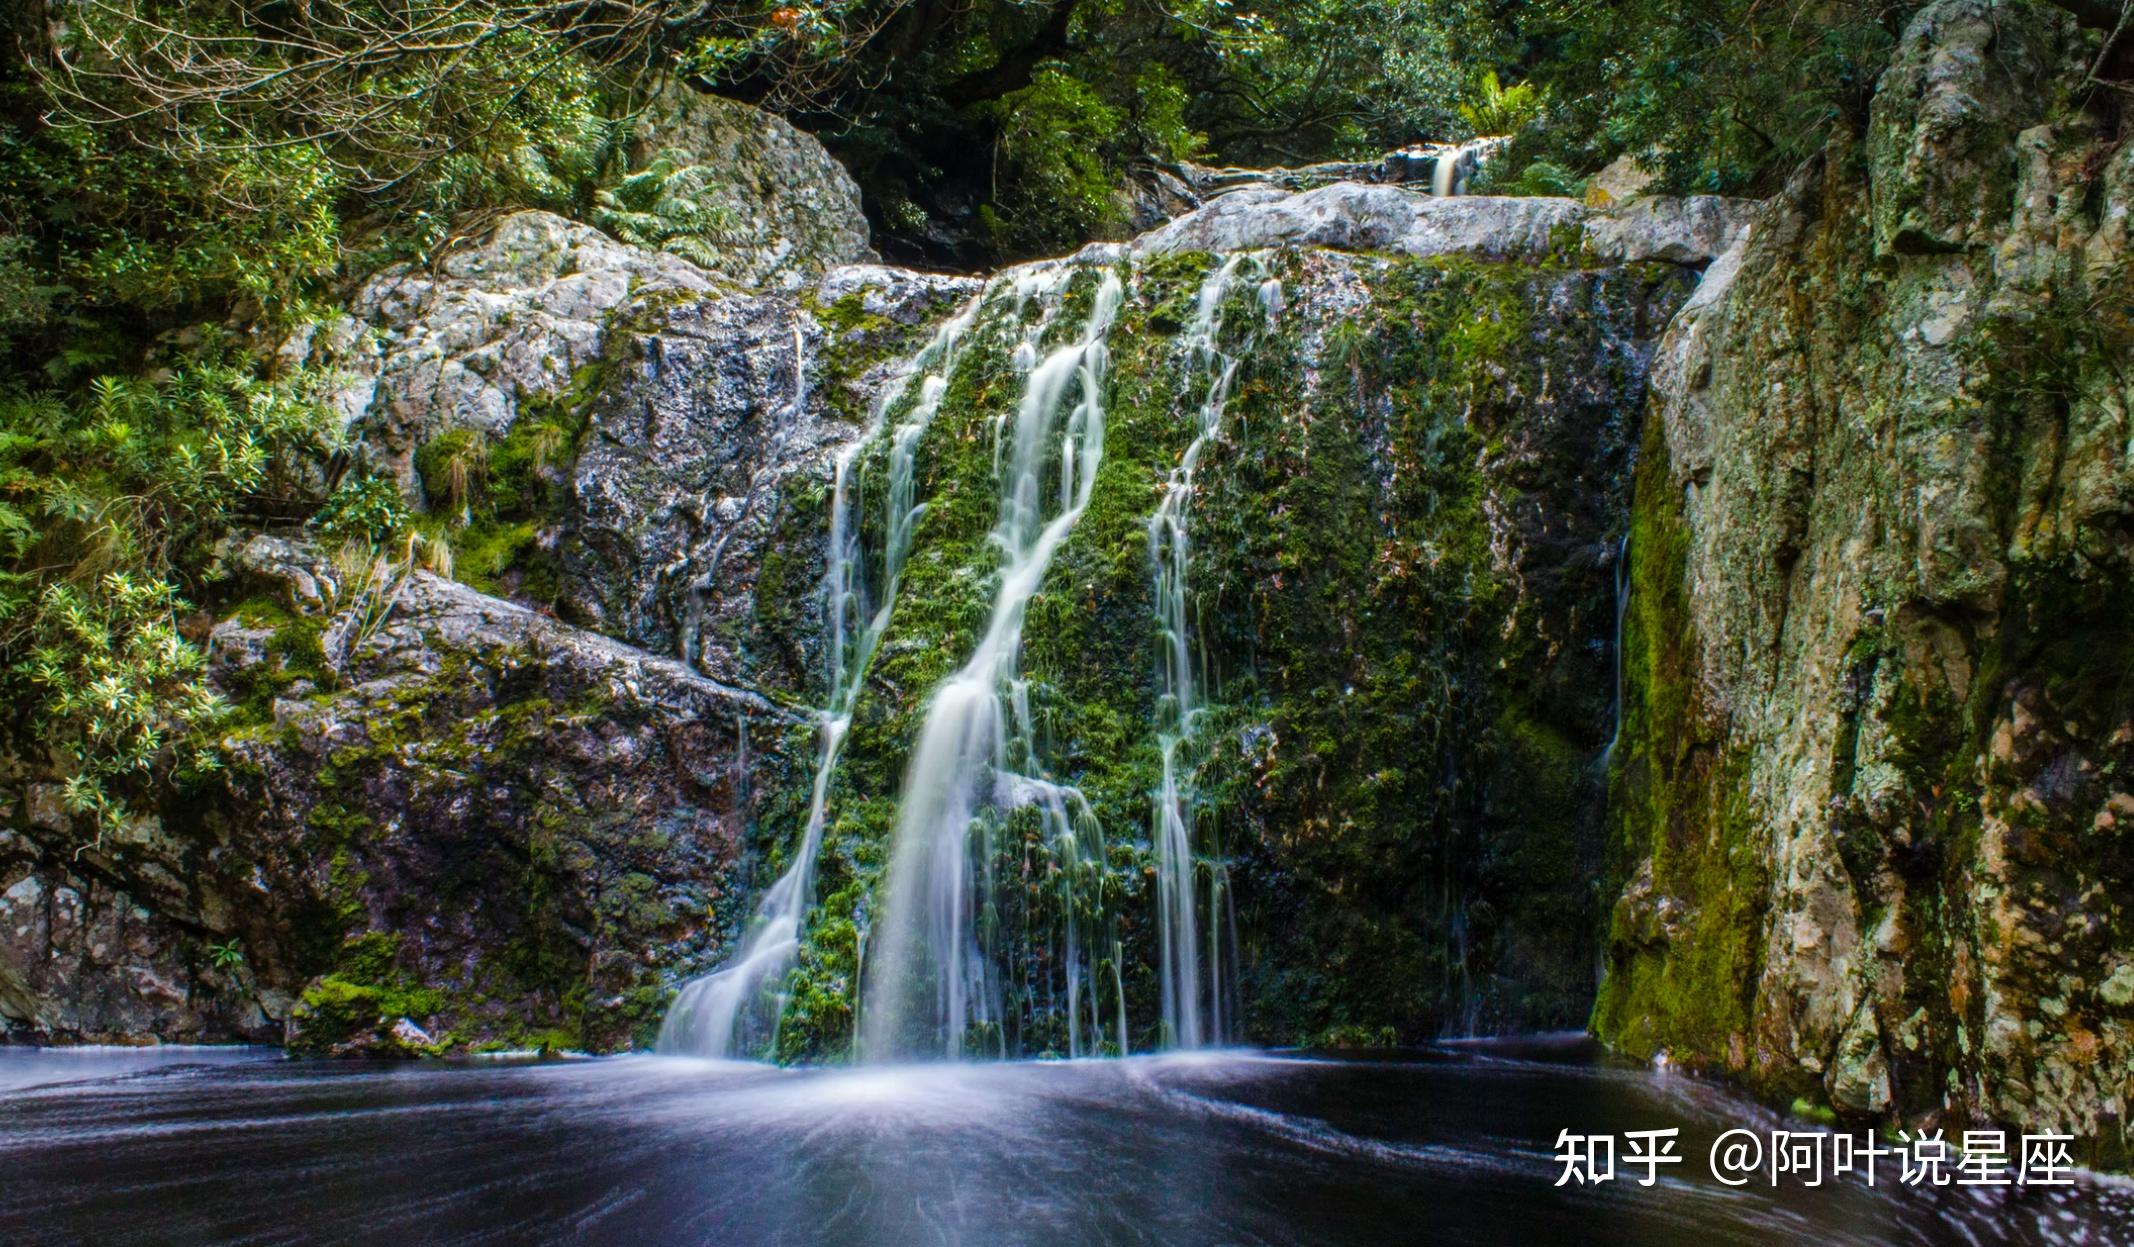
[1134, 181, 1757, 266]
[230, 535, 795, 1054]
[6, 123, 1736, 1057]
[300, 208, 976, 692]
[0, 83, 967, 1052]
[0, 816, 277, 1045]
[1178, 137, 1512, 204]
[1596, 0, 2134, 1165]
[2, 531, 794, 1052]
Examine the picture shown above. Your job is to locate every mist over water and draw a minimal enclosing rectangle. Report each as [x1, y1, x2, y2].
[2, 1042, 2124, 1246]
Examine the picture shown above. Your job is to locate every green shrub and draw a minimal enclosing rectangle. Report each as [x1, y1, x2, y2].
[313, 476, 412, 549]
[0, 361, 340, 840]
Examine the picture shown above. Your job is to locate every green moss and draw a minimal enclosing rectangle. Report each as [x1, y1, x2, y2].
[214, 595, 331, 729]
[407, 362, 602, 604]
[1591, 415, 1769, 1072]
[290, 950, 451, 1057]
[1187, 253, 1651, 1044]
[1789, 1096, 1840, 1127]
[747, 250, 1675, 1058]
[414, 427, 487, 513]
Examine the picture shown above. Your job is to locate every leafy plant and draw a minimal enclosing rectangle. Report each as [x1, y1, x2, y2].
[1458, 70, 1544, 137]
[593, 150, 740, 266]
[10, 574, 225, 844]
[208, 939, 245, 968]
[313, 476, 412, 549]
[1481, 159, 1588, 199]
[980, 68, 1129, 255]
[0, 361, 340, 843]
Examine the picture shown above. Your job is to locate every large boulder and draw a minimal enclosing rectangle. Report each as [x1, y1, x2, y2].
[205, 538, 796, 1054]
[302, 209, 978, 691]
[1867, 0, 2054, 255]
[603, 82, 878, 290]
[302, 210, 718, 485]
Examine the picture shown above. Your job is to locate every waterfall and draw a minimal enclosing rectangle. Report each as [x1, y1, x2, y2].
[1148, 255, 1270, 1048]
[861, 265, 1125, 1061]
[1600, 533, 1629, 770]
[657, 294, 982, 1058]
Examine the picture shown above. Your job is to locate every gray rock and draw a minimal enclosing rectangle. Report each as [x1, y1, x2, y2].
[1584, 195, 1760, 265]
[1587, 155, 1657, 206]
[1598, 0, 2134, 1157]
[606, 81, 876, 290]
[0, 832, 274, 1045]
[319, 210, 717, 487]
[1134, 181, 1757, 266]
[302, 208, 977, 690]
[1135, 184, 1583, 259]
[557, 264, 978, 688]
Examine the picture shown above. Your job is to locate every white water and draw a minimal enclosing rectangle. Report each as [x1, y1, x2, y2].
[862, 266, 1126, 1060]
[658, 295, 982, 1058]
[1148, 255, 1271, 1048]
[1427, 136, 1509, 197]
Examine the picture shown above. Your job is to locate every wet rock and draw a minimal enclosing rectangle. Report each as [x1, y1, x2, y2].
[0, 838, 273, 1045]
[1134, 181, 1756, 266]
[1597, 0, 2134, 1164]
[206, 553, 797, 1055]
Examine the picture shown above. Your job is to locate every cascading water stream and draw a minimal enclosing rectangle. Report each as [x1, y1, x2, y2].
[1147, 255, 1272, 1049]
[861, 265, 1125, 1061]
[1600, 533, 1630, 771]
[657, 295, 981, 1058]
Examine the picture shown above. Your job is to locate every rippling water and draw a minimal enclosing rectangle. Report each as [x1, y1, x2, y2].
[1, 1037, 2125, 1245]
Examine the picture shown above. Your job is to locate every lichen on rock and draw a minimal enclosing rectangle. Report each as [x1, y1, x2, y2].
[1595, 0, 2134, 1166]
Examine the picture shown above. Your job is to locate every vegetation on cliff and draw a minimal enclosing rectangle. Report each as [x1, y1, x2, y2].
[1, 0, 2132, 1180]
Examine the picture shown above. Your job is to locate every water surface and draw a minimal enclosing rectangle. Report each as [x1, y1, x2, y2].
[1, 1039, 2124, 1244]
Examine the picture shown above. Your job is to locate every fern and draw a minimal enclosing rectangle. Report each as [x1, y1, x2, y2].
[593, 148, 738, 264]
[1459, 70, 1544, 137]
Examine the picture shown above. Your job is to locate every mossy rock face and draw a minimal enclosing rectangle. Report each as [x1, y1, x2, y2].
[1598, 0, 2134, 1164]
[199, 556, 798, 1056]
[1190, 250, 1690, 1044]
[751, 240, 1693, 1059]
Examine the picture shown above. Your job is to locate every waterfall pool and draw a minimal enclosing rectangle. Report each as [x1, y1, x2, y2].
[1, 1037, 2123, 1245]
